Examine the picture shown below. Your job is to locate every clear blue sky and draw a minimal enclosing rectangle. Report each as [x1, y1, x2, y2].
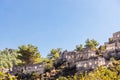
[0, 0, 120, 57]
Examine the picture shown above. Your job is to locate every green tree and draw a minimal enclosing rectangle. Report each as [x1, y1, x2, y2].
[0, 72, 5, 80]
[0, 71, 16, 80]
[109, 38, 113, 43]
[44, 49, 61, 71]
[0, 48, 21, 68]
[85, 39, 99, 50]
[76, 44, 83, 51]
[99, 46, 106, 52]
[47, 48, 61, 60]
[57, 76, 68, 80]
[44, 58, 53, 72]
[17, 44, 42, 65]
[87, 66, 117, 80]
[97, 45, 106, 55]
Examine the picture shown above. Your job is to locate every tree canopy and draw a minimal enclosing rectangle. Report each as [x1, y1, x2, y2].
[85, 39, 99, 50]
[47, 48, 61, 60]
[0, 48, 21, 68]
[17, 44, 42, 65]
[76, 44, 83, 51]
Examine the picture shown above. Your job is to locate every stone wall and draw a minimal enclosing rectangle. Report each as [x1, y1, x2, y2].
[113, 31, 120, 41]
[62, 48, 96, 63]
[11, 63, 44, 75]
[105, 43, 115, 51]
[75, 57, 106, 71]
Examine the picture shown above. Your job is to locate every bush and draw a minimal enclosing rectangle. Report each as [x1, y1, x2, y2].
[57, 76, 68, 80]
[0, 71, 17, 80]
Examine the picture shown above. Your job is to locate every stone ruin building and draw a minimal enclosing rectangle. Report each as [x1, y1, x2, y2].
[104, 31, 120, 60]
[61, 48, 96, 63]
[57, 31, 120, 72]
[9, 31, 120, 74]
[75, 57, 105, 72]
[10, 63, 44, 75]
[59, 48, 106, 72]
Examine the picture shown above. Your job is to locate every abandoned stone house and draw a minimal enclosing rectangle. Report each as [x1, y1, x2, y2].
[59, 31, 120, 71]
[8, 31, 120, 74]
[69, 31, 120, 71]
[11, 63, 44, 75]
[104, 31, 120, 59]
[58, 48, 106, 71]
[61, 48, 97, 63]
[75, 57, 106, 72]
[105, 31, 120, 51]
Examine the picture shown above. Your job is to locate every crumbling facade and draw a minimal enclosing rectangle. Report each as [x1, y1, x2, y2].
[75, 57, 105, 72]
[11, 31, 120, 74]
[60, 48, 106, 71]
[62, 48, 96, 63]
[105, 31, 120, 51]
[60, 31, 120, 71]
[104, 31, 120, 60]
[11, 63, 44, 75]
